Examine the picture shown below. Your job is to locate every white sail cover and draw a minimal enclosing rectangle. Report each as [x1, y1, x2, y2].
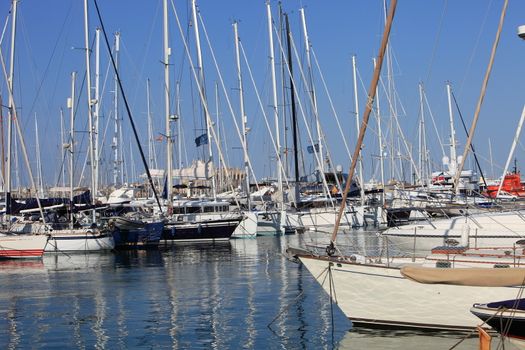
[173, 160, 214, 180]
[401, 266, 525, 287]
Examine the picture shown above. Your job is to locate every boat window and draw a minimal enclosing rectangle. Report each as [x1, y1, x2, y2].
[186, 207, 201, 214]
[203, 206, 215, 213]
[172, 208, 184, 214]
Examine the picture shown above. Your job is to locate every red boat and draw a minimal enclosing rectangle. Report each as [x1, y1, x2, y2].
[484, 171, 525, 198]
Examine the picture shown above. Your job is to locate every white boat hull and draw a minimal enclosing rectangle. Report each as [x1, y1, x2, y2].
[299, 255, 522, 330]
[0, 234, 48, 258]
[45, 230, 114, 252]
[232, 212, 258, 238]
[232, 211, 281, 238]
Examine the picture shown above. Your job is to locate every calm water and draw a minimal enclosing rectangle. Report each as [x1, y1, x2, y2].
[0, 233, 481, 349]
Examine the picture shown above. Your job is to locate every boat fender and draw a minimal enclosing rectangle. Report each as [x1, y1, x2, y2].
[349, 254, 366, 264]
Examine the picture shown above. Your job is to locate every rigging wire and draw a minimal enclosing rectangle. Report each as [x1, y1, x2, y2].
[458, 0, 494, 96]
[424, 0, 448, 84]
[451, 90, 488, 189]
[422, 85, 446, 159]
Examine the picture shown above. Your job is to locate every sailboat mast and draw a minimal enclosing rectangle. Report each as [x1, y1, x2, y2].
[5, 0, 18, 217]
[266, 1, 283, 201]
[113, 32, 121, 186]
[214, 82, 222, 191]
[191, 0, 216, 200]
[300, 8, 323, 174]
[233, 21, 250, 210]
[163, 0, 173, 210]
[83, 0, 96, 214]
[284, 13, 300, 205]
[94, 27, 101, 191]
[278, 4, 290, 178]
[34, 117, 43, 198]
[446, 82, 457, 174]
[146, 78, 156, 197]
[352, 55, 365, 205]
[176, 81, 182, 170]
[418, 83, 424, 185]
[69, 71, 76, 229]
[146, 78, 154, 169]
[373, 57, 385, 202]
[60, 108, 65, 188]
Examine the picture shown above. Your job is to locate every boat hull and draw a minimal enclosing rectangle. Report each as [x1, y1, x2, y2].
[45, 230, 114, 252]
[163, 218, 240, 242]
[471, 300, 525, 349]
[111, 216, 145, 231]
[232, 212, 259, 238]
[112, 221, 164, 248]
[298, 255, 522, 330]
[0, 234, 48, 258]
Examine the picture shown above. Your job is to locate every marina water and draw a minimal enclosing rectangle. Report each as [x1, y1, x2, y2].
[0, 232, 478, 349]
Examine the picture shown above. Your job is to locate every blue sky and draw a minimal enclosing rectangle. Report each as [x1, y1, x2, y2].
[2, 0, 525, 188]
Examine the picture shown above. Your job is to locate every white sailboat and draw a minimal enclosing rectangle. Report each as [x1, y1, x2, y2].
[297, 252, 525, 330]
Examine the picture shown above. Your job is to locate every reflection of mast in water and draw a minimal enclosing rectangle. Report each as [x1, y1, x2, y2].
[293, 261, 308, 348]
[229, 238, 258, 346]
[7, 301, 20, 349]
[244, 254, 257, 348]
[143, 250, 166, 344]
[236, 239, 257, 347]
[274, 234, 292, 344]
[209, 253, 221, 347]
[165, 250, 179, 348]
[71, 294, 85, 348]
[115, 284, 128, 348]
[92, 270, 108, 349]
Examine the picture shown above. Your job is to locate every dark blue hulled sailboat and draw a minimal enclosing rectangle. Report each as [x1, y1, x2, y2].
[471, 298, 525, 348]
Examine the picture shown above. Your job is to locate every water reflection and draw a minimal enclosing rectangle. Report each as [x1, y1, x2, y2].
[0, 236, 351, 349]
[3, 231, 512, 349]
